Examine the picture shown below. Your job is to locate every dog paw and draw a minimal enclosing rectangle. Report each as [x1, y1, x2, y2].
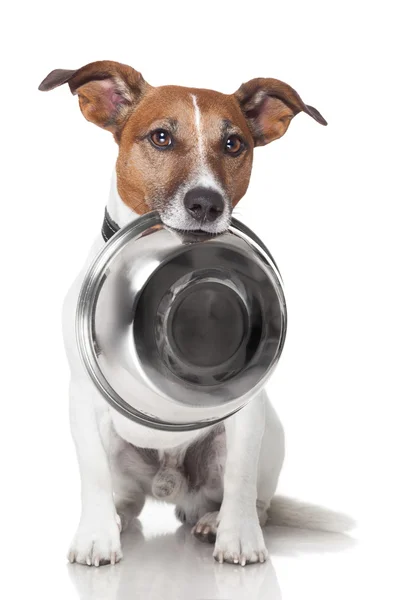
[213, 516, 268, 566]
[68, 514, 122, 567]
[192, 511, 219, 544]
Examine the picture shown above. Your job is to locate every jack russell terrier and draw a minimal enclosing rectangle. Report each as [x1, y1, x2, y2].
[39, 60, 327, 568]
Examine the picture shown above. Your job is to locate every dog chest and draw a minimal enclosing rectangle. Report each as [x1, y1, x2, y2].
[109, 406, 212, 450]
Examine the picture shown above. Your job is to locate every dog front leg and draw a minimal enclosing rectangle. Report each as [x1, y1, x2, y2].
[68, 378, 122, 567]
[214, 392, 267, 566]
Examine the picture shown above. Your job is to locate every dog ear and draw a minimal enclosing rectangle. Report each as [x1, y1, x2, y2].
[234, 78, 327, 146]
[38, 60, 150, 137]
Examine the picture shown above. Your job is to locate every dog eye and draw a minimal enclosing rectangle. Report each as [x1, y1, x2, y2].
[225, 135, 244, 156]
[150, 129, 173, 149]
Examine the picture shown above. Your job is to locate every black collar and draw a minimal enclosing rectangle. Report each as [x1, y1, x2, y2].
[101, 208, 120, 242]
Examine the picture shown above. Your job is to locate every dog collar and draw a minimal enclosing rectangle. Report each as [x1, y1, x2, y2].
[101, 208, 120, 242]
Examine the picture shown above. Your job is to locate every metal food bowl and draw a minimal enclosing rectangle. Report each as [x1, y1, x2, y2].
[76, 212, 287, 431]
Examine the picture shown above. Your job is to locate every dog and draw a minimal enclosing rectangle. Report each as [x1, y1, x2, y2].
[39, 60, 327, 568]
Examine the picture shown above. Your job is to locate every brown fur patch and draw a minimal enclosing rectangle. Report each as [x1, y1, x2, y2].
[234, 77, 327, 146]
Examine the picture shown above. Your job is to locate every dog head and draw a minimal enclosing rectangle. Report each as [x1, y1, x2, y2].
[39, 60, 327, 234]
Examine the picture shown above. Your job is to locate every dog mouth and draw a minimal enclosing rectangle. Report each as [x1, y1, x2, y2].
[166, 226, 225, 240]
[159, 213, 231, 237]
[177, 227, 219, 235]
[157, 205, 232, 237]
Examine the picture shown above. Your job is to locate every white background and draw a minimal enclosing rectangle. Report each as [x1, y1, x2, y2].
[1, 1, 399, 598]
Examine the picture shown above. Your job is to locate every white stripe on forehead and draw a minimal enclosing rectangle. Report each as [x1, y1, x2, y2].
[190, 93, 206, 162]
[190, 93, 224, 192]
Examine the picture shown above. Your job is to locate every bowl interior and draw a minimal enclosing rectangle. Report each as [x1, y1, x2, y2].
[132, 239, 283, 405]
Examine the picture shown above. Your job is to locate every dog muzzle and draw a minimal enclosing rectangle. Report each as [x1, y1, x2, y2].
[76, 210, 287, 431]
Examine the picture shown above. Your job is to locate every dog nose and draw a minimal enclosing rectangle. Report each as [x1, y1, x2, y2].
[184, 187, 224, 222]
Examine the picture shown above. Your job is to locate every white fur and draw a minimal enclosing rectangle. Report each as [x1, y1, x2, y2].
[267, 496, 356, 533]
[64, 168, 285, 567]
[191, 94, 205, 160]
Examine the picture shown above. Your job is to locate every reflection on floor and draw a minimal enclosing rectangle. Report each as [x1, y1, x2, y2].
[67, 502, 356, 600]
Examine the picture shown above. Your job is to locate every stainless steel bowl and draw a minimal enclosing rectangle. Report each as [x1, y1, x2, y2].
[76, 212, 287, 431]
